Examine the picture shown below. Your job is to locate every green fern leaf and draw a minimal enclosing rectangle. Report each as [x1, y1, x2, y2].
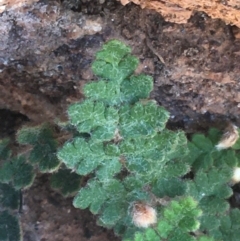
[189, 130, 239, 171]
[134, 232, 144, 241]
[120, 74, 153, 104]
[185, 142, 202, 165]
[103, 179, 126, 196]
[58, 138, 97, 174]
[95, 40, 131, 65]
[168, 229, 195, 241]
[144, 228, 159, 241]
[207, 128, 222, 145]
[0, 156, 35, 189]
[104, 143, 120, 157]
[96, 158, 122, 181]
[17, 126, 41, 145]
[0, 139, 11, 160]
[157, 220, 173, 238]
[192, 153, 213, 171]
[92, 55, 138, 83]
[199, 196, 229, 214]
[58, 137, 121, 177]
[0, 211, 21, 241]
[123, 176, 146, 191]
[76, 156, 101, 175]
[161, 159, 190, 178]
[190, 167, 232, 200]
[197, 237, 215, 241]
[163, 197, 201, 225]
[0, 183, 19, 210]
[215, 149, 237, 168]
[0, 161, 13, 183]
[83, 74, 153, 106]
[200, 214, 221, 232]
[191, 134, 213, 152]
[124, 156, 152, 178]
[99, 199, 124, 226]
[152, 177, 187, 198]
[214, 209, 240, 241]
[68, 100, 104, 127]
[17, 125, 60, 173]
[68, 100, 118, 141]
[29, 143, 60, 173]
[119, 101, 169, 138]
[50, 168, 81, 197]
[83, 80, 122, 105]
[73, 179, 107, 213]
[179, 215, 200, 232]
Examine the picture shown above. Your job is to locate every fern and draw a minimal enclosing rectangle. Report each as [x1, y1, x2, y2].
[0, 125, 62, 241]
[17, 124, 60, 172]
[58, 40, 194, 239]
[50, 167, 81, 197]
[124, 197, 213, 241]
[57, 40, 240, 240]
[0, 140, 26, 241]
[1, 40, 240, 241]
[0, 211, 21, 241]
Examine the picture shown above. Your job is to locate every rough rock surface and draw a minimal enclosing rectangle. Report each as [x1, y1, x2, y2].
[1, 0, 240, 129]
[0, 0, 39, 12]
[1, 0, 240, 130]
[0, 0, 103, 123]
[119, 0, 240, 28]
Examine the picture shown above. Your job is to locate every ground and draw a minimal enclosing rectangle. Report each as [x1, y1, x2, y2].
[1, 0, 240, 240]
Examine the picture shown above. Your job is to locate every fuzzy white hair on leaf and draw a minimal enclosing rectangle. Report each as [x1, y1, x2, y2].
[216, 124, 239, 150]
[132, 202, 157, 228]
[231, 167, 240, 185]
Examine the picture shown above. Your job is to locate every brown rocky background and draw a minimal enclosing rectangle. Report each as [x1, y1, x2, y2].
[1, 0, 240, 240]
[119, 0, 240, 28]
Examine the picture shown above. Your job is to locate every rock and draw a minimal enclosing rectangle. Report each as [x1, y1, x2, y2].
[0, 0, 104, 123]
[119, 0, 240, 28]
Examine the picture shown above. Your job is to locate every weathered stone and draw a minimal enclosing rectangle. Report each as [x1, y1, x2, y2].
[119, 0, 240, 28]
[0, 0, 104, 123]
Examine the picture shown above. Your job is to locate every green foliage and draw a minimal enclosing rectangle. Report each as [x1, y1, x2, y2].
[0, 156, 35, 190]
[0, 125, 74, 241]
[214, 209, 240, 241]
[0, 139, 11, 161]
[58, 137, 121, 179]
[58, 40, 192, 239]
[124, 197, 213, 241]
[0, 139, 32, 241]
[60, 40, 240, 240]
[2, 40, 239, 241]
[0, 183, 19, 210]
[185, 128, 240, 239]
[118, 101, 169, 138]
[68, 100, 119, 141]
[84, 74, 153, 106]
[17, 125, 60, 172]
[152, 177, 187, 198]
[187, 128, 240, 170]
[50, 168, 81, 197]
[92, 40, 139, 83]
[160, 197, 201, 232]
[0, 211, 21, 241]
